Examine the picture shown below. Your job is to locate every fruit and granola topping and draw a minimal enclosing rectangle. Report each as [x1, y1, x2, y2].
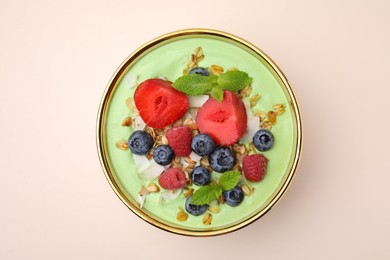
[116, 47, 286, 225]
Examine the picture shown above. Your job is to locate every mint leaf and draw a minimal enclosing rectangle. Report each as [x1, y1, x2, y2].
[190, 182, 222, 206]
[173, 74, 217, 95]
[219, 171, 241, 191]
[217, 71, 252, 92]
[211, 86, 224, 102]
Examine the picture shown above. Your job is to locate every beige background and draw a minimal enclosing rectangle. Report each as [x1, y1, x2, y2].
[1, 0, 389, 259]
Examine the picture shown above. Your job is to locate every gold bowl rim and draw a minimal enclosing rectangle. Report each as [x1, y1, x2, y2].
[96, 28, 303, 237]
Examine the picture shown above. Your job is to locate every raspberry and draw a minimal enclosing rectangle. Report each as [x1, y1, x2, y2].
[166, 126, 192, 157]
[158, 168, 187, 190]
[242, 154, 268, 182]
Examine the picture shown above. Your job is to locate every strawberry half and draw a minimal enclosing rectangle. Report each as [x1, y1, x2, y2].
[134, 79, 189, 129]
[196, 91, 247, 145]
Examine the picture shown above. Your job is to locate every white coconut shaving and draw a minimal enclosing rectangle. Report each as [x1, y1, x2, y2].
[188, 95, 209, 108]
[137, 160, 165, 180]
[132, 115, 146, 131]
[240, 100, 260, 144]
[124, 73, 139, 89]
[133, 154, 151, 173]
[136, 194, 146, 208]
[159, 188, 182, 203]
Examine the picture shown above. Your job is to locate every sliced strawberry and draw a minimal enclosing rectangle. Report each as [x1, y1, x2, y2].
[134, 79, 189, 129]
[196, 91, 247, 145]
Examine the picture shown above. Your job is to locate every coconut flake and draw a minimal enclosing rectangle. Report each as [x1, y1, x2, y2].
[133, 154, 151, 173]
[136, 194, 146, 208]
[160, 189, 182, 202]
[241, 100, 260, 144]
[124, 73, 139, 88]
[189, 95, 209, 108]
[138, 160, 165, 180]
[133, 115, 146, 131]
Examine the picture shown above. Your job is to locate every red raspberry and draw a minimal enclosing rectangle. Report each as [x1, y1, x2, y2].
[166, 126, 192, 157]
[242, 154, 269, 182]
[158, 168, 187, 190]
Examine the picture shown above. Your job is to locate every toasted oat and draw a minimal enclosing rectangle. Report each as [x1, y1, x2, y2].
[200, 157, 210, 166]
[208, 206, 221, 214]
[146, 152, 153, 160]
[227, 67, 238, 71]
[273, 104, 286, 115]
[239, 85, 252, 98]
[145, 126, 156, 140]
[161, 135, 168, 145]
[115, 140, 129, 151]
[261, 121, 273, 130]
[183, 47, 204, 74]
[210, 64, 224, 75]
[172, 156, 182, 168]
[202, 213, 213, 225]
[255, 110, 267, 121]
[177, 206, 189, 222]
[138, 186, 149, 196]
[125, 97, 136, 111]
[184, 188, 194, 198]
[173, 119, 184, 127]
[146, 182, 160, 193]
[185, 157, 196, 165]
[242, 184, 255, 196]
[250, 94, 261, 108]
[268, 111, 276, 124]
[121, 117, 133, 127]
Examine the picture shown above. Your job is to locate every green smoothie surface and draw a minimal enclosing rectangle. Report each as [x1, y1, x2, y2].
[104, 36, 297, 231]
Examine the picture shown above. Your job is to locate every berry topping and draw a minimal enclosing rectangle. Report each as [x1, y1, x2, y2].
[253, 129, 274, 152]
[185, 195, 208, 216]
[166, 126, 192, 157]
[209, 147, 235, 173]
[223, 186, 244, 207]
[196, 91, 247, 145]
[134, 78, 189, 129]
[242, 154, 268, 182]
[189, 67, 210, 76]
[191, 134, 215, 156]
[128, 130, 154, 155]
[190, 166, 211, 186]
[153, 145, 174, 166]
[158, 168, 187, 190]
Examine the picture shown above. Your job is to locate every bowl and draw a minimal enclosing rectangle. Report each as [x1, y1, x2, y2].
[96, 28, 302, 236]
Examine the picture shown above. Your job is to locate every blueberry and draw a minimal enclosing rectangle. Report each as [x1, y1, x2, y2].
[190, 166, 211, 186]
[128, 130, 154, 155]
[153, 145, 174, 166]
[209, 147, 235, 173]
[191, 134, 215, 156]
[253, 129, 274, 152]
[223, 186, 244, 207]
[185, 196, 208, 216]
[189, 67, 210, 76]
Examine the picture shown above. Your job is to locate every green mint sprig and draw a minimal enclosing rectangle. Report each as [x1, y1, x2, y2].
[190, 171, 241, 205]
[172, 70, 252, 102]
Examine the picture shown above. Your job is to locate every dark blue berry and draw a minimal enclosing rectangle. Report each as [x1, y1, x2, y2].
[191, 134, 215, 156]
[128, 130, 153, 155]
[185, 196, 208, 216]
[190, 166, 211, 186]
[189, 67, 210, 76]
[223, 186, 244, 207]
[153, 145, 174, 166]
[209, 147, 235, 173]
[253, 129, 274, 152]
